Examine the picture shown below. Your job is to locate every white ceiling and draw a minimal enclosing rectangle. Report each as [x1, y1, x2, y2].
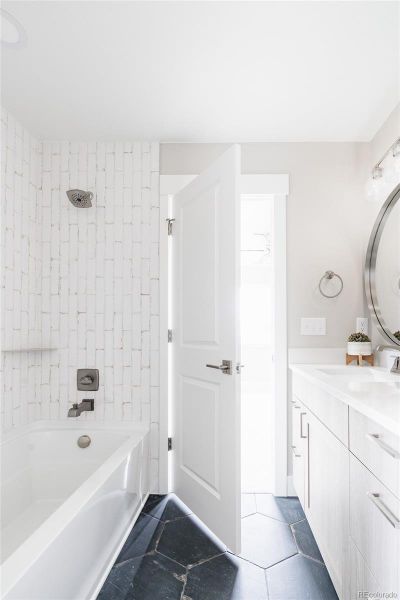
[2, 1, 399, 142]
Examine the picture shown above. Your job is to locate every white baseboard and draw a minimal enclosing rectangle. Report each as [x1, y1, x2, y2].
[286, 476, 296, 497]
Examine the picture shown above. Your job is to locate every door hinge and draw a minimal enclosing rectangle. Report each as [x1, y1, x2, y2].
[168, 329, 172, 343]
[166, 218, 175, 235]
[168, 437, 172, 451]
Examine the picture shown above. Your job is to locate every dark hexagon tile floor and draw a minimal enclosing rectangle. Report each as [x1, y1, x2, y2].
[98, 552, 186, 600]
[239, 513, 297, 568]
[255, 493, 306, 524]
[267, 553, 338, 600]
[292, 518, 324, 563]
[142, 494, 192, 523]
[158, 513, 226, 567]
[185, 553, 268, 600]
[98, 493, 338, 600]
[115, 513, 164, 564]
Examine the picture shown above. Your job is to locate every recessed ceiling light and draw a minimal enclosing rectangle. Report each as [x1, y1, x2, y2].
[1, 9, 27, 46]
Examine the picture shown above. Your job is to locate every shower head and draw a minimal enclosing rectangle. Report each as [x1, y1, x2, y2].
[66, 189, 93, 208]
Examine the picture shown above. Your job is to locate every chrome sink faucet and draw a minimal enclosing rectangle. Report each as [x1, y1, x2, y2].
[375, 345, 400, 375]
[68, 399, 94, 417]
[390, 355, 400, 375]
[376, 344, 400, 352]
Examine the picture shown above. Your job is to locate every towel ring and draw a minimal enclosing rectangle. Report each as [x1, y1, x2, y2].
[319, 271, 343, 298]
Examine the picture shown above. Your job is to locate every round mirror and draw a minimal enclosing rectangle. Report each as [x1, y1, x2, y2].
[365, 183, 400, 346]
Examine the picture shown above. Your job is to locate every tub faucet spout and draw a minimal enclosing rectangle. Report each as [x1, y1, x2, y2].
[68, 399, 94, 417]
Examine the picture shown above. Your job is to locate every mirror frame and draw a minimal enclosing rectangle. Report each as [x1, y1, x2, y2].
[364, 182, 400, 347]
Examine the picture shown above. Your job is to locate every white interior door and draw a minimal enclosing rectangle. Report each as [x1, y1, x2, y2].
[171, 145, 241, 553]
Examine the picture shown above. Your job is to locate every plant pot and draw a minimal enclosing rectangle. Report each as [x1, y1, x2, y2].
[347, 341, 372, 356]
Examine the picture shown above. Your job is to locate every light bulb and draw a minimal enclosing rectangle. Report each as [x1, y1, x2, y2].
[372, 165, 383, 179]
[392, 141, 400, 179]
[366, 177, 380, 200]
[392, 139, 400, 158]
[383, 162, 399, 189]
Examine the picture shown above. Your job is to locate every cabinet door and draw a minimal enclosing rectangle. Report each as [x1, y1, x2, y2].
[305, 411, 349, 600]
[350, 453, 400, 595]
[349, 537, 380, 600]
[291, 397, 306, 508]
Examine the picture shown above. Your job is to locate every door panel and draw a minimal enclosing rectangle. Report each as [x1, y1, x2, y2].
[181, 186, 218, 344]
[172, 145, 241, 552]
[349, 537, 380, 600]
[181, 377, 219, 493]
[305, 410, 349, 599]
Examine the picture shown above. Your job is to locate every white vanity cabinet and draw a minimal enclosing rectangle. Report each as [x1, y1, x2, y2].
[348, 408, 400, 597]
[292, 376, 349, 599]
[290, 365, 400, 600]
[305, 409, 349, 599]
[349, 452, 400, 596]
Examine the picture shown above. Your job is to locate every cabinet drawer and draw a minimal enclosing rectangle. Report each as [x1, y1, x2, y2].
[292, 373, 348, 445]
[349, 408, 400, 499]
[350, 453, 400, 594]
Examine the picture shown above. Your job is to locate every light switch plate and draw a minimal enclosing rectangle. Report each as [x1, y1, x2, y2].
[301, 317, 326, 336]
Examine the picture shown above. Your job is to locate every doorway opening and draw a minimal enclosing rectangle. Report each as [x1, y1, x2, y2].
[240, 195, 275, 495]
[159, 170, 289, 554]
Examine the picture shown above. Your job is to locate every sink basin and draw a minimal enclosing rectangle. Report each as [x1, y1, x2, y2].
[315, 366, 397, 383]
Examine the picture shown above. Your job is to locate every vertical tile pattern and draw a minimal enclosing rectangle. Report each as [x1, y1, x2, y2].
[1, 110, 43, 430]
[1, 110, 161, 490]
[40, 139, 160, 488]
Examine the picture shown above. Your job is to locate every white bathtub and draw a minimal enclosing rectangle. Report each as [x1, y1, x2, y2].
[1, 420, 149, 600]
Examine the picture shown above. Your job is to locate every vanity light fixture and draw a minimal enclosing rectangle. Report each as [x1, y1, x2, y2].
[367, 137, 400, 200]
[370, 136, 400, 180]
[392, 139, 400, 159]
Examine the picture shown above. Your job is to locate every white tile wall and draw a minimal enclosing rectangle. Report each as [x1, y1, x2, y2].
[1, 110, 161, 490]
[1, 110, 43, 430]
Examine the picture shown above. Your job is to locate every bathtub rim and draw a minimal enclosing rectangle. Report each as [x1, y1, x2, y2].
[1, 419, 149, 597]
[1, 418, 146, 445]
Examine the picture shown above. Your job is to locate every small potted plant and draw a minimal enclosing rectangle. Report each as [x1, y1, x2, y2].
[394, 331, 400, 342]
[347, 332, 372, 357]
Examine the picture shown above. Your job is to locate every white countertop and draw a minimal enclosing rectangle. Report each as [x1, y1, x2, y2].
[289, 364, 400, 435]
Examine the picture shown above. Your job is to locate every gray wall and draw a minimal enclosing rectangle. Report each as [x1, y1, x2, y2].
[161, 142, 368, 350]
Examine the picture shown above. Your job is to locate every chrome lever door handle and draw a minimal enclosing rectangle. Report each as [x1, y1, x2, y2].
[206, 360, 232, 375]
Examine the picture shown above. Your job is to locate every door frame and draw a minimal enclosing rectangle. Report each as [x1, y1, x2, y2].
[159, 173, 289, 496]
